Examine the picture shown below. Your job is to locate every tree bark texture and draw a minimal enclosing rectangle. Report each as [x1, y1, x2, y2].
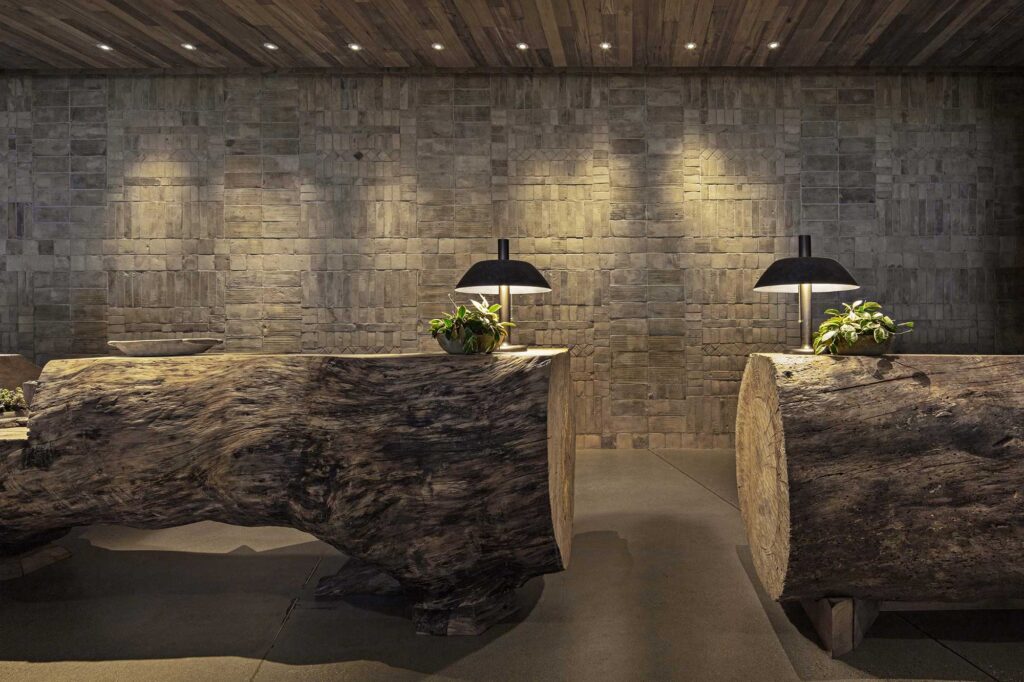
[0, 350, 575, 635]
[736, 353, 1024, 603]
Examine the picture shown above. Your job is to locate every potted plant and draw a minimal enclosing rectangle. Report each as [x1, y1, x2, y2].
[429, 295, 514, 354]
[812, 300, 914, 356]
[0, 386, 27, 418]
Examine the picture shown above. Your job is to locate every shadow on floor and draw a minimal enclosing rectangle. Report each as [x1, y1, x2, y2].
[736, 545, 1024, 681]
[0, 530, 630, 675]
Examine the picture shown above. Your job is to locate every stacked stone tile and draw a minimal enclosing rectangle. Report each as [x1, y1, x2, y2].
[1, 74, 1022, 448]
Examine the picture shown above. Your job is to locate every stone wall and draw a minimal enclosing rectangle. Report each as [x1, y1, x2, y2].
[1, 73, 1022, 448]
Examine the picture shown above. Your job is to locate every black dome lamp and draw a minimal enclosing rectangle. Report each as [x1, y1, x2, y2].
[455, 238, 551, 352]
[753, 235, 859, 353]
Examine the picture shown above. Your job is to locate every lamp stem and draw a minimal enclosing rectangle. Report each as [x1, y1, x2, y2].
[798, 282, 813, 353]
[495, 238, 524, 351]
[795, 234, 814, 353]
[499, 284, 512, 346]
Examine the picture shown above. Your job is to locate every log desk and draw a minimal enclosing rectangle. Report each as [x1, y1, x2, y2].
[736, 353, 1024, 656]
[0, 349, 575, 636]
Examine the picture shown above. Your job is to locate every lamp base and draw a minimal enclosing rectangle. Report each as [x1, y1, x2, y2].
[495, 343, 528, 353]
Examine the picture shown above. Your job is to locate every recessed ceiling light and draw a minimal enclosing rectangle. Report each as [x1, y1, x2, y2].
[431, 42, 445, 51]
[599, 41, 612, 50]
[348, 43, 362, 51]
[181, 42, 197, 51]
[96, 43, 113, 51]
[768, 41, 780, 49]
[685, 42, 697, 50]
[263, 42, 279, 51]
[515, 42, 529, 50]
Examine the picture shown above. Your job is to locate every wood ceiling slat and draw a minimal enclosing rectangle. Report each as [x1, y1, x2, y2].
[553, 0, 582, 67]
[648, 0, 668, 65]
[808, 0, 865, 67]
[847, 0, 911, 65]
[965, 2, 1024, 66]
[909, 0, 993, 66]
[577, 0, 602, 68]
[690, 0, 715, 67]
[747, 0, 786, 67]
[265, 1, 348, 68]
[952, 0, 1023, 66]
[0, 0, 1022, 71]
[535, 0, 567, 67]
[54, 0, 186, 69]
[97, 0, 232, 68]
[667, 0, 698, 66]
[321, 0, 407, 68]
[129, 0, 250, 68]
[514, 0, 551, 67]
[221, 0, 322, 67]
[622, 0, 638, 68]
[422, 0, 479, 68]
[0, 24, 92, 69]
[451, 0, 505, 66]
[172, 1, 278, 67]
[0, 1, 134, 68]
[234, 0, 329, 66]
[883, 0, 960, 66]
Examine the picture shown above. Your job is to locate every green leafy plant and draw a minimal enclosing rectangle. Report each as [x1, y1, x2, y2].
[429, 295, 514, 354]
[813, 300, 914, 354]
[0, 387, 27, 413]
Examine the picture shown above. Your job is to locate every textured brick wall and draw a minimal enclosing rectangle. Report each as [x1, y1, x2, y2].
[2, 73, 1022, 448]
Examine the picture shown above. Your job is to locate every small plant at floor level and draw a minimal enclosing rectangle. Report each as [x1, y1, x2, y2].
[429, 295, 514, 353]
[0, 387, 26, 412]
[812, 300, 914, 354]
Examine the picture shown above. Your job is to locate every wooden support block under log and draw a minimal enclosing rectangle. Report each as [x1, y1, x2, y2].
[0, 350, 575, 636]
[737, 353, 1024, 653]
[800, 598, 879, 658]
[0, 538, 72, 580]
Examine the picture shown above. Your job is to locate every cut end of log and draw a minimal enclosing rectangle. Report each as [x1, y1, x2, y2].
[736, 354, 791, 601]
[547, 351, 575, 569]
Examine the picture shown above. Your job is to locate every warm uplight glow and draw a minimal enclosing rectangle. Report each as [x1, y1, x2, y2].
[96, 43, 113, 51]
[515, 42, 529, 50]
[599, 41, 612, 50]
[263, 42, 279, 50]
[431, 42, 445, 50]
[768, 41, 780, 49]
[348, 43, 362, 51]
[685, 42, 697, 50]
[181, 43, 197, 51]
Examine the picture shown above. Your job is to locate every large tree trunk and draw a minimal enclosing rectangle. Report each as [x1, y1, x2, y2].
[0, 350, 575, 635]
[736, 353, 1024, 603]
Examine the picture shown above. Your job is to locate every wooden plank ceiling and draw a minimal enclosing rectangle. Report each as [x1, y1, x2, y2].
[0, 0, 1022, 71]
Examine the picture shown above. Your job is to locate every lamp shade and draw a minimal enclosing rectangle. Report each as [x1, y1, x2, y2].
[753, 257, 859, 293]
[455, 259, 551, 295]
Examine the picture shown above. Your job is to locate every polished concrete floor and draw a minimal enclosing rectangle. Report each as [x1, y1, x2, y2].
[1, 449, 1022, 681]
